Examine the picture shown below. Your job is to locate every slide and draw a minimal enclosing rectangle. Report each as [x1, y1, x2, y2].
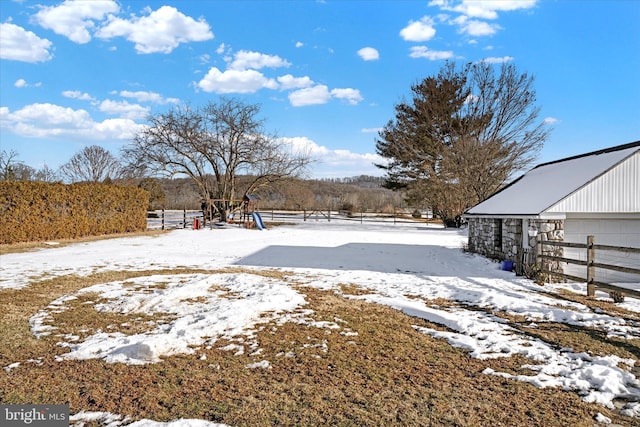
[252, 212, 266, 230]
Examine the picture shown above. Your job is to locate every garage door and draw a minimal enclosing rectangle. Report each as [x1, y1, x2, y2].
[564, 218, 640, 284]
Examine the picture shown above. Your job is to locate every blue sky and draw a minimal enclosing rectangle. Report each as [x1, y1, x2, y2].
[1, 0, 639, 179]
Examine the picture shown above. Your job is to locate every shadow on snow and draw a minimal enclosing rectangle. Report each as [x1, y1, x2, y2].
[234, 242, 470, 276]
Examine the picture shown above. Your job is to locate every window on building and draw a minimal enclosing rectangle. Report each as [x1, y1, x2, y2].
[494, 219, 503, 256]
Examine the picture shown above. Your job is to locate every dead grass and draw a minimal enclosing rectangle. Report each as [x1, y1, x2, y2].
[554, 288, 640, 321]
[0, 269, 635, 426]
[0, 230, 167, 255]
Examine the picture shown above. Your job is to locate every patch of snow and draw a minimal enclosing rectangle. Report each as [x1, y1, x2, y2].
[594, 412, 612, 424]
[4, 362, 20, 372]
[69, 411, 230, 427]
[40, 273, 306, 365]
[245, 360, 272, 369]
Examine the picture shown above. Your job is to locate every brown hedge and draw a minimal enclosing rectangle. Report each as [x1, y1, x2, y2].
[0, 182, 149, 244]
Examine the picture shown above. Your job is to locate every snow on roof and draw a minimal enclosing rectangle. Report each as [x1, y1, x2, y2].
[465, 141, 640, 217]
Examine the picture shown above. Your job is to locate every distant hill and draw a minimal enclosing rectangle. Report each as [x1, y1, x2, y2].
[156, 175, 405, 212]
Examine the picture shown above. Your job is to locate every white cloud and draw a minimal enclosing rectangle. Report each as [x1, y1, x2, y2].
[277, 74, 314, 90]
[357, 47, 379, 61]
[330, 88, 363, 105]
[62, 90, 96, 101]
[453, 16, 500, 36]
[228, 50, 291, 71]
[288, 85, 332, 106]
[279, 136, 386, 178]
[430, 0, 538, 20]
[280, 136, 329, 157]
[34, 0, 119, 44]
[99, 100, 149, 120]
[430, 1, 536, 39]
[295, 41, 304, 48]
[361, 127, 382, 134]
[0, 23, 53, 63]
[0, 103, 142, 140]
[480, 56, 513, 64]
[94, 118, 145, 139]
[197, 67, 278, 94]
[118, 90, 180, 104]
[400, 16, 436, 42]
[288, 86, 363, 107]
[20, 79, 42, 88]
[543, 117, 558, 125]
[96, 5, 213, 54]
[409, 46, 454, 60]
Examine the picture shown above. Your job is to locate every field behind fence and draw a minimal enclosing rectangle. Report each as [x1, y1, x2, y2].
[147, 209, 441, 230]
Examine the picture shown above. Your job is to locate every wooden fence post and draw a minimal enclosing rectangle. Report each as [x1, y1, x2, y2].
[587, 235, 595, 297]
[161, 209, 165, 231]
[183, 209, 186, 229]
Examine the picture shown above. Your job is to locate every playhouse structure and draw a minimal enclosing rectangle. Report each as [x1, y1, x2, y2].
[241, 194, 266, 229]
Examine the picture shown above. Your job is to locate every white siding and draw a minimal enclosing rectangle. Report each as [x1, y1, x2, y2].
[564, 216, 640, 284]
[547, 151, 640, 214]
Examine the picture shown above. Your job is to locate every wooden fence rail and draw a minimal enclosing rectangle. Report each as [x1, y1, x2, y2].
[539, 235, 640, 299]
[148, 209, 203, 230]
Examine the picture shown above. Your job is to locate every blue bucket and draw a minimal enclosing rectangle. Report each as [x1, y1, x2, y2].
[501, 260, 514, 271]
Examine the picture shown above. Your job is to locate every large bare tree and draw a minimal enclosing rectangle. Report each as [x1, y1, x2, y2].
[376, 61, 550, 225]
[123, 98, 312, 220]
[59, 145, 122, 183]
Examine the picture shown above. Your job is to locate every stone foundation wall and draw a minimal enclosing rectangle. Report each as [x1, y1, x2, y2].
[530, 219, 564, 281]
[467, 217, 503, 259]
[467, 217, 565, 281]
[467, 217, 522, 261]
[502, 218, 522, 262]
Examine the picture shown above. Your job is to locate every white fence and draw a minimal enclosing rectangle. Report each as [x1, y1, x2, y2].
[147, 209, 442, 230]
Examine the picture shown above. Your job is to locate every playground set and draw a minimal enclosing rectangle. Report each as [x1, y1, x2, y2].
[240, 194, 266, 230]
[194, 195, 265, 230]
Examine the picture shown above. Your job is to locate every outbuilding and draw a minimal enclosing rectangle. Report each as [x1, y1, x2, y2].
[463, 141, 639, 282]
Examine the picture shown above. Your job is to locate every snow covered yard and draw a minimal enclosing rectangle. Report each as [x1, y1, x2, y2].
[1, 221, 639, 426]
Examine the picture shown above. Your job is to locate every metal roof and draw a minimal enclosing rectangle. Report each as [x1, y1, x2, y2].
[464, 141, 640, 218]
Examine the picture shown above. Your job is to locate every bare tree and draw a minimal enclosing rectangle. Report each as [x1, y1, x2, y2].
[12, 163, 36, 181]
[59, 145, 122, 183]
[376, 61, 550, 225]
[123, 98, 312, 220]
[34, 164, 60, 182]
[0, 149, 20, 181]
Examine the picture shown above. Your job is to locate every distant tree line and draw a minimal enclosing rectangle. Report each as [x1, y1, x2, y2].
[143, 176, 407, 213]
[1, 148, 406, 213]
